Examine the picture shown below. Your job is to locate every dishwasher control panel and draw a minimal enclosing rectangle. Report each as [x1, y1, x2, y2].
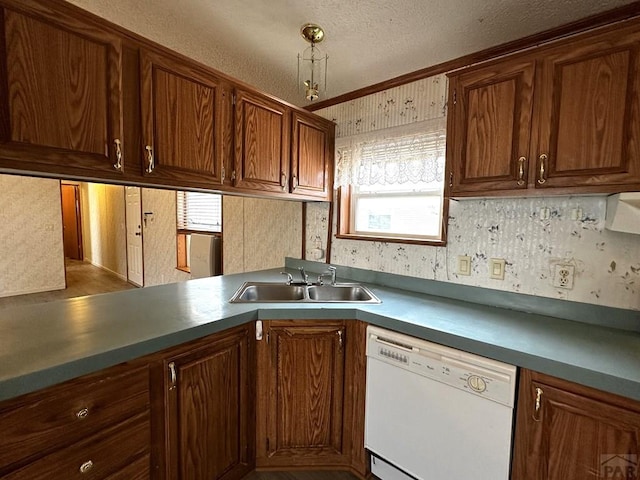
[367, 326, 517, 407]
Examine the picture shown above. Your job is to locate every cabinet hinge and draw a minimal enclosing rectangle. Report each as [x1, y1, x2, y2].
[453, 89, 457, 106]
[266, 331, 270, 344]
[232, 94, 236, 106]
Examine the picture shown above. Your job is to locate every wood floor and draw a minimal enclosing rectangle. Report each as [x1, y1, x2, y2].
[0, 259, 137, 308]
[243, 471, 360, 480]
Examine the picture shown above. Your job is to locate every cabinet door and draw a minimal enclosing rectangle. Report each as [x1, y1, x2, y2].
[257, 320, 346, 467]
[234, 89, 290, 193]
[0, 1, 124, 175]
[165, 326, 253, 480]
[291, 111, 333, 199]
[533, 27, 640, 189]
[448, 58, 535, 194]
[513, 369, 640, 480]
[140, 50, 225, 185]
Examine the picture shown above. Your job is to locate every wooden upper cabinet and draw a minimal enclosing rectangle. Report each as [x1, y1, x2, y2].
[532, 27, 640, 189]
[140, 49, 226, 185]
[257, 320, 347, 467]
[449, 20, 640, 196]
[513, 369, 640, 480]
[291, 111, 333, 199]
[163, 325, 253, 480]
[0, 1, 124, 175]
[234, 89, 291, 193]
[449, 59, 535, 194]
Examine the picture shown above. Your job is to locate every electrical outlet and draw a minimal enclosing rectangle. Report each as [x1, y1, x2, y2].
[553, 264, 575, 289]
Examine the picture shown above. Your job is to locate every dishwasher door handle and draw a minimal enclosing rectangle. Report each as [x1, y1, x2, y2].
[371, 335, 414, 352]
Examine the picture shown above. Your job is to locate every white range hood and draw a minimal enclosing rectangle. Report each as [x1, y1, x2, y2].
[606, 193, 640, 234]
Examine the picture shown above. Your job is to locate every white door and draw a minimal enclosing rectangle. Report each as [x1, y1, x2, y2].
[125, 186, 144, 286]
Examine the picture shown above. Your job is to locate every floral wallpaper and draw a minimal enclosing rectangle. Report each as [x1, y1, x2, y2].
[312, 76, 640, 312]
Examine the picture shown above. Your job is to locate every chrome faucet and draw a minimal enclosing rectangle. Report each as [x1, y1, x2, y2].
[280, 272, 293, 285]
[317, 266, 337, 286]
[298, 267, 309, 285]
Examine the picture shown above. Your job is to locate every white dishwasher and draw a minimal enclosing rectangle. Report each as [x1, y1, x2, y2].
[364, 326, 517, 480]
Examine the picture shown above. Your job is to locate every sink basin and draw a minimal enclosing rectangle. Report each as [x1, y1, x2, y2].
[231, 283, 306, 302]
[307, 285, 377, 302]
[229, 282, 381, 303]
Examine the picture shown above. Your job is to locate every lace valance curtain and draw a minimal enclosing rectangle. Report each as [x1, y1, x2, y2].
[335, 117, 447, 188]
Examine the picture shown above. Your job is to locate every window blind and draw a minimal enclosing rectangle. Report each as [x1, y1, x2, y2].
[176, 191, 222, 233]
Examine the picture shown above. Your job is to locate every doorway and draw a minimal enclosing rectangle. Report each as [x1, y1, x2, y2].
[61, 184, 83, 260]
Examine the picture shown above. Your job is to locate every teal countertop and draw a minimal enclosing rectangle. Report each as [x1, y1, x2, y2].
[1, 263, 639, 402]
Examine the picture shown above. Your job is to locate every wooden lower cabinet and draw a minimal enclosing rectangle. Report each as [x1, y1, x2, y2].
[512, 369, 640, 480]
[255, 319, 368, 474]
[0, 362, 151, 479]
[159, 323, 255, 480]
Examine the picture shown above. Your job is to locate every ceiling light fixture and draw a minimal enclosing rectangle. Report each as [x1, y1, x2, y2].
[297, 23, 328, 102]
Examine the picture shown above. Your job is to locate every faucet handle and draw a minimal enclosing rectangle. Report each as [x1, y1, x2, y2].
[280, 272, 293, 285]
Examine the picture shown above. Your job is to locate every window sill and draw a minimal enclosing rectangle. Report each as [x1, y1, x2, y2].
[335, 233, 446, 247]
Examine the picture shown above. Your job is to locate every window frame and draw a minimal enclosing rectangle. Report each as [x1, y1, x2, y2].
[336, 185, 449, 246]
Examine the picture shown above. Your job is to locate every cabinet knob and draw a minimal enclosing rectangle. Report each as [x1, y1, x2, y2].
[145, 145, 154, 174]
[537, 154, 547, 185]
[76, 407, 89, 419]
[113, 139, 123, 172]
[517, 156, 526, 186]
[79, 460, 94, 473]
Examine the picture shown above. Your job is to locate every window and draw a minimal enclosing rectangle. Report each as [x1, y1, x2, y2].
[336, 117, 447, 244]
[176, 191, 222, 271]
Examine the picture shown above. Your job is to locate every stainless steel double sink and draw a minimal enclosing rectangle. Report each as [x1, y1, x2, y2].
[229, 282, 381, 303]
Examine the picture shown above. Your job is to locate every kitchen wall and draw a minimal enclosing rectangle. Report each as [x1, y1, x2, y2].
[79, 182, 127, 279]
[311, 76, 640, 312]
[140, 188, 191, 286]
[223, 196, 302, 274]
[0, 174, 65, 297]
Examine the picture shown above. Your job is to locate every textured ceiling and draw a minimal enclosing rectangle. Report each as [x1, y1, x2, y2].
[66, 0, 638, 106]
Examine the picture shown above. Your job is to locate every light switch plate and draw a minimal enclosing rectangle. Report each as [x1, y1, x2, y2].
[458, 255, 471, 276]
[490, 258, 506, 280]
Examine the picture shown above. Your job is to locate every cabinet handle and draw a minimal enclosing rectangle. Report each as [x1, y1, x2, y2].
[113, 139, 123, 171]
[221, 166, 226, 182]
[76, 407, 89, 419]
[532, 387, 543, 422]
[516, 156, 526, 186]
[280, 172, 287, 190]
[79, 460, 94, 474]
[449, 171, 453, 188]
[537, 154, 547, 185]
[292, 174, 298, 190]
[145, 145, 154, 174]
[168, 362, 177, 390]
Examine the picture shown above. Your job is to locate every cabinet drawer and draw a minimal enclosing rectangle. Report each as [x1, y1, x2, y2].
[2, 412, 150, 480]
[0, 365, 149, 470]
[103, 454, 150, 480]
